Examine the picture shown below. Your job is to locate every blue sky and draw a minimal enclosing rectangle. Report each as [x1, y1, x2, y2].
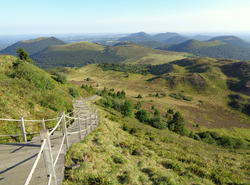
[1, 0, 250, 34]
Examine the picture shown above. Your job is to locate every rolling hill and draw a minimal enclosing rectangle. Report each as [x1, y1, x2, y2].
[31, 41, 190, 68]
[31, 41, 125, 69]
[192, 35, 213, 41]
[152, 32, 181, 42]
[209, 36, 250, 49]
[162, 36, 189, 45]
[0, 37, 66, 56]
[163, 39, 250, 60]
[118, 32, 154, 43]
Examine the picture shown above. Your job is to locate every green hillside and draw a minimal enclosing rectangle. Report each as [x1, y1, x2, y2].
[164, 39, 250, 60]
[31, 42, 126, 69]
[62, 57, 250, 183]
[152, 32, 181, 42]
[118, 32, 154, 43]
[31, 41, 190, 69]
[0, 37, 66, 56]
[0, 55, 77, 143]
[162, 36, 189, 45]
[65, 57, 250, 129]
[209, 36, 250, 49]
[64, 104, 249, 184]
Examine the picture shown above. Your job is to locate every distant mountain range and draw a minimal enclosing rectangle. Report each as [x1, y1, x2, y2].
[1, 33, 250, 68]
[116, 32, 250, 60]
[0, 37, 187, 69]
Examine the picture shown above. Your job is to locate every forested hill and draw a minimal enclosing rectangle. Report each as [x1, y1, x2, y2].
[162, 39, 250, 61]
[31, 41, 188, 69]
[209, 36, 250, 49]
[0, 37, 66, 56]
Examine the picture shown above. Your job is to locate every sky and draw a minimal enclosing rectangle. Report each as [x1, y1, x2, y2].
[1, 0, 250, 35]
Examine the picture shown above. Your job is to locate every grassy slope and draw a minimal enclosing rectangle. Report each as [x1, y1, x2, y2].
[64, 104, 249, 184]
[64, 59, 249, 138]
[44, 41, 105, 52]
[111, 44, 191, 65]
[0, 55, 74, 142]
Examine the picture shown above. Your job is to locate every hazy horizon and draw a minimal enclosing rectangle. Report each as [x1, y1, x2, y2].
[1, 0, 250, 35]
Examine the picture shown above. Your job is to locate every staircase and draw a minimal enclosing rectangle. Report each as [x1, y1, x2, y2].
[0, 98, 98, 185]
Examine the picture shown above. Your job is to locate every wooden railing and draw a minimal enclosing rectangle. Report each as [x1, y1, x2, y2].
[0, 99, 98, 185]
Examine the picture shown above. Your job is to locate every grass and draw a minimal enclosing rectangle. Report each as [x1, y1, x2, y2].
[45, 41, 104, 52]
[65, 61, 249, 131]
[63, 106, 250, 184]
[124, 53, 190, 65]
[0, 55, 76, 143]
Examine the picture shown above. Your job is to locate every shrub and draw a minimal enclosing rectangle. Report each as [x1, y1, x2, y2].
[169, 93, 193, 101]
[137, 94, 143, 99]
[167, 109, 174, 114]
[135, 101, 142, 110]
[149, 117, 167, 129]
[54, 72, 67, 84]
[122, 123, 132, 132]
[86, 77, 92, 81]
[69, 86, 79, 98]
[154, 109, 160, 116]
[161, 93, 167, 97]
[135, 110, 150, 122]
[120, 99, 134, 117]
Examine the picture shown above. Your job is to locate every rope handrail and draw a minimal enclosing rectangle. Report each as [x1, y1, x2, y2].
[67, 120, 96, 135]
[0, 118, 20, 121]
[49, 115, 63, 136]
[54, 134, 66, 167]
[1, 97, 99, 185]
[24, 139, 47, 185]
[0, 133, 23, 137]
[48, 174, 52, 185]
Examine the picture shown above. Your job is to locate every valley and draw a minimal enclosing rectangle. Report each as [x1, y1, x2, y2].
[0, 33, 249, 185]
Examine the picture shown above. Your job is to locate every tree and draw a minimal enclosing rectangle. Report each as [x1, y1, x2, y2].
[16, 47, 34, 64]
[154, 109, 160, 116]
[135, 101, 141, 110]
[135, 109, 150, 122]
[172, 112, 189, 136]
[120, 100, 134, 117]
[17, 47, 28, 60]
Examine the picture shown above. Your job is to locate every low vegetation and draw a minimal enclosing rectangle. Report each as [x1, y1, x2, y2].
[0, 52, 81, 143]
[64, 105, 250, 184]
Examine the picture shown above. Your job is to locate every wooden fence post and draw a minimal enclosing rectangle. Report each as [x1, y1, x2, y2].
[77, 116, 81, 140]
[40, 130, 57, 185]
[86, 117, 89, 136]
[42, 118, 46, 130]
[56, 117, 60, 131]
[20, 117, 27, 142]
[61, 111, 69, 150]
[96, 110, 99, 126]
